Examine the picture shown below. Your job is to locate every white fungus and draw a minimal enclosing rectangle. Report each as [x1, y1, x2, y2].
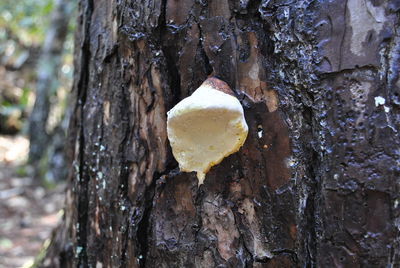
[167, 78, 248, 185]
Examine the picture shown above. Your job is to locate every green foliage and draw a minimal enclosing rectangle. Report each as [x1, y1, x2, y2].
[15, 164, 28, 177]
[20, 87, 30, 108]
[0, 0, 54, 45]
[0, 86, 31, 134]
[0, 0, 76, 135]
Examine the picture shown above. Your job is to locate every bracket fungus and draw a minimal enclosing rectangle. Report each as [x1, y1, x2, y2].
[167, 77, 248, 185]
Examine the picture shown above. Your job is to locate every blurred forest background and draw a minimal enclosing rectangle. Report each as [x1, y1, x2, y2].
[0, 0, 75, 266]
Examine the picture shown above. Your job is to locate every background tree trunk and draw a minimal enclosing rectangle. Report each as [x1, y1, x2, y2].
[43, 0, 400, 267]
[28, 0, 74, 175]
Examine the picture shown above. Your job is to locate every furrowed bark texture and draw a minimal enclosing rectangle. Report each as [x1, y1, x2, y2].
[43, 0, 400, 267]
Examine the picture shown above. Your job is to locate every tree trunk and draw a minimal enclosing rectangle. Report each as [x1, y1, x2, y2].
[43, 0, 400, 267]
[28, 0, 74, 169]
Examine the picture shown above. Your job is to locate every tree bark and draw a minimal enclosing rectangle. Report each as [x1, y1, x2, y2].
[43, 0, 400, 267]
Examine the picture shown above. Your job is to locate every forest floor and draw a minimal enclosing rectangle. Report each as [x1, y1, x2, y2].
[0, 135, 65, 268]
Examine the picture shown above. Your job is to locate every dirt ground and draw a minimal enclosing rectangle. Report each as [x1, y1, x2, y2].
[0, 135, 65, 268]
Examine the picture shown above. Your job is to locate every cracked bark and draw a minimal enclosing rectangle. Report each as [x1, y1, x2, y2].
[42, 0, 400, 267]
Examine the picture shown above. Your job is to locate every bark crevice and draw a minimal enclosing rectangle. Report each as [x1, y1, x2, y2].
[137, 176, 157, 268]
[76, 0, 93, 266]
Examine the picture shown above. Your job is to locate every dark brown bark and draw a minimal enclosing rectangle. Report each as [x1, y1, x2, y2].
[43, 0, 400, 267]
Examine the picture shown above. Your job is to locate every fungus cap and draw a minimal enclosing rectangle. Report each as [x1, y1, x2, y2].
[167, 78, 248, 185]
